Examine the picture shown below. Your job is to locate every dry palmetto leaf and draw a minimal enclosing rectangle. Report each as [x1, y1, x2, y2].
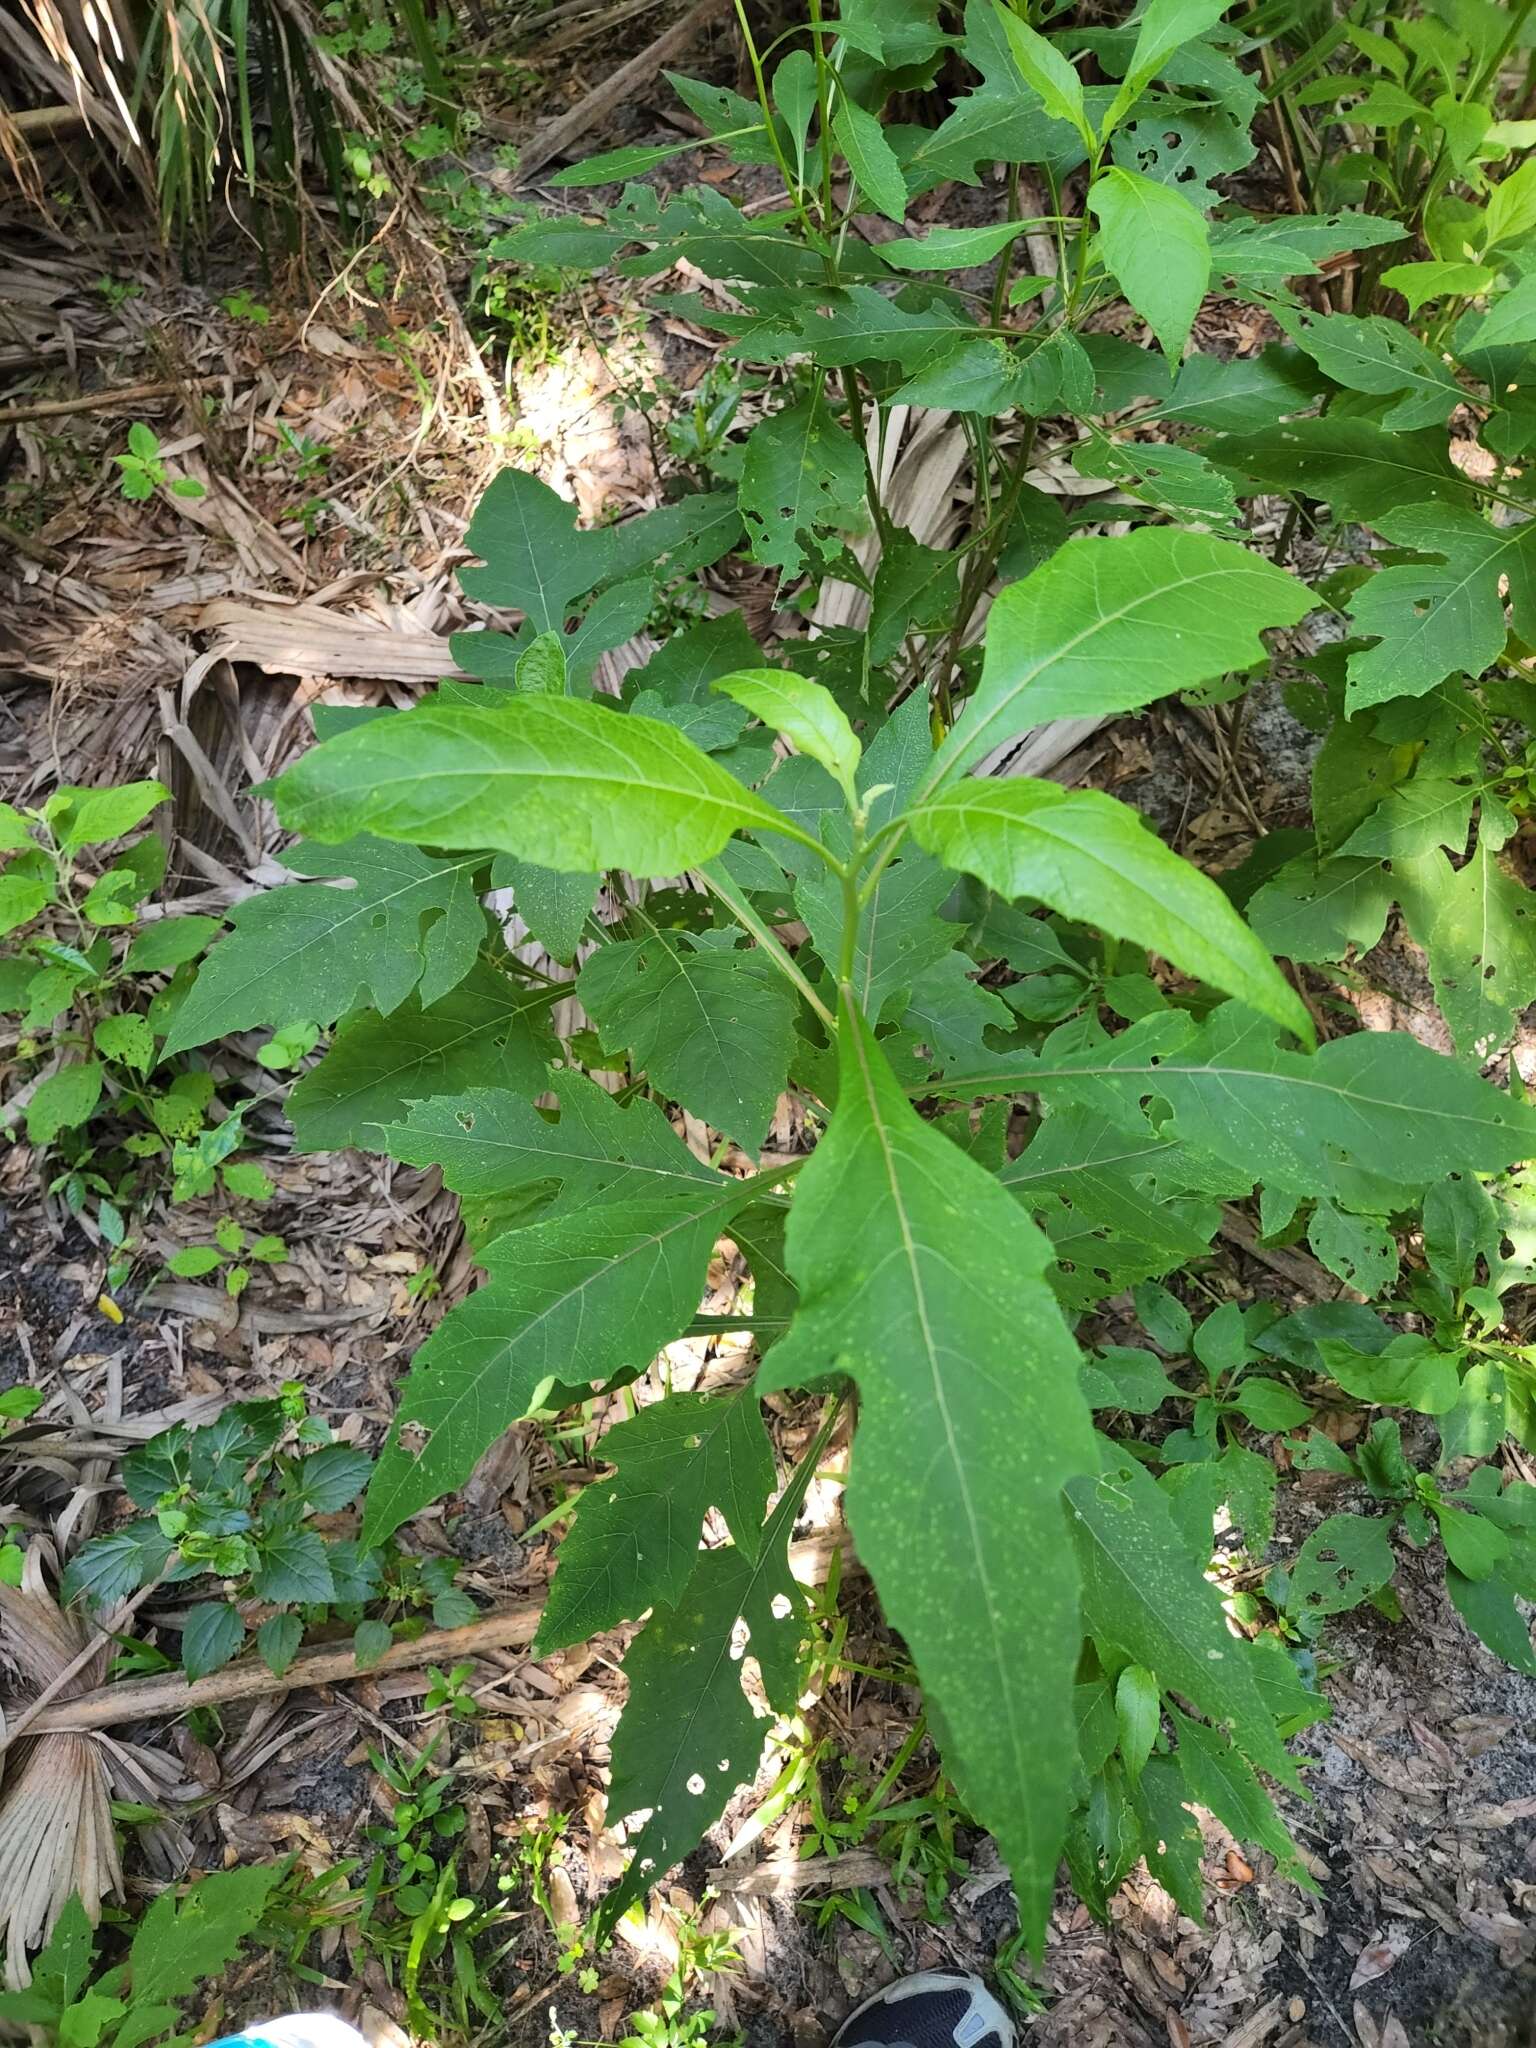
[0, 1539, 122, 1984]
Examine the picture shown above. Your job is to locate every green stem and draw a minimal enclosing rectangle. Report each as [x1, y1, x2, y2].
[731, 0, 818, 241]
[696, 861, 837, 1032]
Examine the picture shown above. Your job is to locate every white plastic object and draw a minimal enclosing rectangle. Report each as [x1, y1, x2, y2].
[207, 2015, 369, 2048]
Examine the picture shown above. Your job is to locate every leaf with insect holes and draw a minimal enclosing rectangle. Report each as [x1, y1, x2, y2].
[759, 1000, 1097, 1950]
[362, 1181, 757, 1545]
[1066, 1454, 1302, 1790]
[287, 962, 554, 1154]
[996, 1003, 1536, 1205]
[274, 696, 793, 876]
[577, 929, 797, 1149]
[26, 1062, 103, 1145]
[1276, 308, 1462, 429]
[738, 394, 868, 582]
[1206, 418, 1466, 521]
[1396, 840, 1536, 1062]
[1345, 505, 1536, 708]
[597, 1471, 810, 1938]
[990, 0, 1092, 142]
[162, 839, 488, 1056]
[1288, 1512, 1396, 1622]
[932, 529, 1309, 785]
[910, 778, 1310, 1041]
[537, 1390, 773, 1652]
[1089, 168, 1210, 360]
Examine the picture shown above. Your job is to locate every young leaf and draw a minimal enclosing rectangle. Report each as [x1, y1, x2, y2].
[1100, 0, 1231, 138]
[1423, 1171, 1499, 1293]
[1066, 1454, 1301, 1788]
[910, 778, 1310, 1041]
[274, 695, 794, 876]
[50, 780, 168, 854]
[162, 840, 488, 1056]
[759, 1000, 1097, 1950]
[879, 220, 1031, 270]
[362, 1183, 754, 1544]
[832, 99, 908, 222]
[931, 530, 1310, 785]
[536, 1390, 773, 1651]
[991, 0, 1092, 145]
[1114, 1664, 1161, 1785]
[713, 670, 861, 802]
[577, 929, 797, 1148]
[1088, 168, 1210, 361]
[251, 1527, 335, 1605]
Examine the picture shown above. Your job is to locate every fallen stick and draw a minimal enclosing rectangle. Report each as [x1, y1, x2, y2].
[508, 0, 725, 183]
[28, 1604, 542, 1735]
[0, 376, 227, 427]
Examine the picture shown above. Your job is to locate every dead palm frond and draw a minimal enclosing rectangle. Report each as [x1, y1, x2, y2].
[4, 0, 353, 243]
[0, 1540, 123, 1985]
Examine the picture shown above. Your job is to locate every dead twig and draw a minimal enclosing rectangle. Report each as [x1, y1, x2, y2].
[0, 376, 227, 427]
[28, 1604, 544, 1734]
[506, 0, 725, 184]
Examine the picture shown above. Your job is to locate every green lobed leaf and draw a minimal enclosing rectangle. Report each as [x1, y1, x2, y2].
[362, 1182, 754, 1544]
[1276, 308, 1462, 429]
[577, 929, 797, 1148]
[1287, 1512, 1396, 1621]
[759, 1000, 1097, 1949]
[1206, 418, 1466, 521]
[274, 695, 793, 876]
[737, 394, 868, 580]
[931, 529, 1310, 785]
[162, 840, 487, 1057]
[910, 777, 1310, 1041]
[536, 1390, 773, 1651]
[1397, 840, 1536, 1062]
[598, 1471, 810, 1937]
[491, 857, 596, 963]
[127, 1863, 288, 2007]
[286, 962, 553, 1154]
[1167, 1708, 1312, 1888]
[1345, 505, 1536, 708]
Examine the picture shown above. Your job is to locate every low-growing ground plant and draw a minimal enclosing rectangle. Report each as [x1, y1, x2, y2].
[36, 0, 1536, 1969]
[0, 783, 280, 1292]
[61, 1389, 476, 1679]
